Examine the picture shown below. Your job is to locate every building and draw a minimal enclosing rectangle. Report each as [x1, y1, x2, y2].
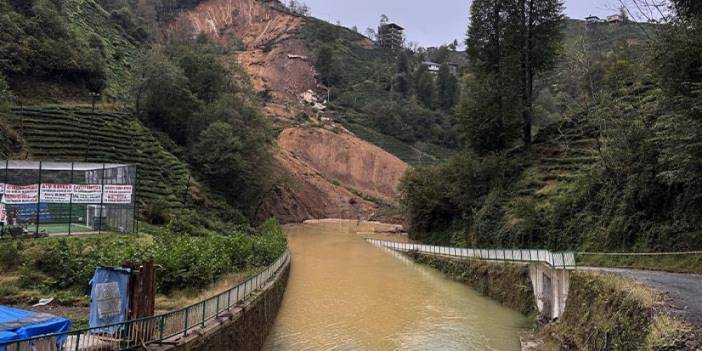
[422, 61, 441, 74]
[422, 62, 460, 76]
[607, 14, 624, 23]
[585, 15, 601, 24]
[378, 23, 404, 50]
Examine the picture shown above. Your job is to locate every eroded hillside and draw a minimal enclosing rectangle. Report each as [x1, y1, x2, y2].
[170, 0, 410, 222]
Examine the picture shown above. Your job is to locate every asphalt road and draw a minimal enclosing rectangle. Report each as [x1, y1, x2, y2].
[582, 267, 702, 327]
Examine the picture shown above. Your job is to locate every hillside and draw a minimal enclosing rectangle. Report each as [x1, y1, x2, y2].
[2, 106, 185, 209]
[400, 17, 696, 253]
[169, 0, 412, 222]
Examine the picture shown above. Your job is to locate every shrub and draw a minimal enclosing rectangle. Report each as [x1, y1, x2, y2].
[0, 240, 22, 270]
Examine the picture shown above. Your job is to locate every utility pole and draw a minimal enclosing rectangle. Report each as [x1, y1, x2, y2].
[85, 92, 101, 162]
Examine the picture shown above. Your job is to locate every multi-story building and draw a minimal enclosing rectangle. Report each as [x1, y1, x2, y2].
[378, 23, 404, 50]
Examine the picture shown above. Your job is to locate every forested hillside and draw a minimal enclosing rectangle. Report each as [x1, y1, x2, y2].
[299, 17, 463, 165]
[402, 3, 702, 253]
[0, 0, 276, 231]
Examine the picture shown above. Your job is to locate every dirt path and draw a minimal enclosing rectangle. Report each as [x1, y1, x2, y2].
[582, 267, 702, 327]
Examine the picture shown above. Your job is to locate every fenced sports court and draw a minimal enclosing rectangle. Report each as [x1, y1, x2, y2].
[0, 161, 137, 238]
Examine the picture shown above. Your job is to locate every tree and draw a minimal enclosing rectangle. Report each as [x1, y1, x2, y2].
[437, 63, 458, 110]
[316, 45, 341, 86]
[170, 35, 229, 103]
[132, 50, 199, 144]
[465, 0, 521, 151]
[509, 0, 565, 147]
[191, 100, 275, 215]
[432, 46, 451, 64]
[0, 73, 11, 110]
[393, 51, 412, 96]
[365, 27, 377, 41]
[413, 65, 435, 109]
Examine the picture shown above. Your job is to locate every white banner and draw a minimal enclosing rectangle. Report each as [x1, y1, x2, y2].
[71, 184, 103, 204]
[103, 185, 133, 204]
[4, 184, 39, 204]
[40, 183, 73, 203]
[0, 183, 134, 204]
[0, 202, 6, 224]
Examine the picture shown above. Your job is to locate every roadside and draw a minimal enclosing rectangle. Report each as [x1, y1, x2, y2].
[581, 267, 702, 328]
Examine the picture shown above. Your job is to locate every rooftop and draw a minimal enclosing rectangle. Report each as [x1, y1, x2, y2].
[380, 23, 404, 30]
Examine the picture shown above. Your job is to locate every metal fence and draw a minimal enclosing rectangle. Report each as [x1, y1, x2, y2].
[0, 161, 137, 239]
[367, 239, 576, 269]
[0, 249, 291, 351]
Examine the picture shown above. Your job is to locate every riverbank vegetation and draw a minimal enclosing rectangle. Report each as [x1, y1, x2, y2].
[0, 219, 287, 309]
[400, 0, 702, 257]
[549, 272, 698, 350]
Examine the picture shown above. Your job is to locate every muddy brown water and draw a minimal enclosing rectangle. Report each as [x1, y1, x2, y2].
[262, 221, 530, 351]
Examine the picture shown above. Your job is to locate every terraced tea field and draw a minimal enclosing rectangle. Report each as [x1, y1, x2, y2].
[2, 106, 189, 211]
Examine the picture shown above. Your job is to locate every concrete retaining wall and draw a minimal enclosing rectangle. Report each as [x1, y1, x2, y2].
[157, 263, 290, 351]
[408, 252, 537, 316]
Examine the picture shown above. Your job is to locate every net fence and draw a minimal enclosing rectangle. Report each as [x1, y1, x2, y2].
[0, 161, 136, 238]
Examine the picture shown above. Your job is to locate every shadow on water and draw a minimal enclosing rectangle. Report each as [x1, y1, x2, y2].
[262, 221, 530, 351]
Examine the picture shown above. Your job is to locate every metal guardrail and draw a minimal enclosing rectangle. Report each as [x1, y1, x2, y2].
[367, 239, 576, 269]
[1, 249, 291, 351]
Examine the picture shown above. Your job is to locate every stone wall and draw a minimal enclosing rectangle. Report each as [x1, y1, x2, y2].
[160, 264, 290, 351]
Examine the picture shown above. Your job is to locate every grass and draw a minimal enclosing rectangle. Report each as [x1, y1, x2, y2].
[155, 269, 258, 312]
[578, 253, 702, 274]
[38, 224, 95, 234]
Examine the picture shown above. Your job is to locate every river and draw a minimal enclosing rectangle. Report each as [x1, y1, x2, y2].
[262, 221, 530, 351]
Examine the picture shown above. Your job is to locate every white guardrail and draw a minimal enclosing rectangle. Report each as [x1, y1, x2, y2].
[367, 239, 576, 269]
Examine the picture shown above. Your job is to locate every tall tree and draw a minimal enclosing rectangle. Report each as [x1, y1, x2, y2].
[437, 63, 458, 110]
[510, 0, 564, 147]
[465, 0, 520, 151]
[316, 45, 341, 86]
[413, 65, 435, 109]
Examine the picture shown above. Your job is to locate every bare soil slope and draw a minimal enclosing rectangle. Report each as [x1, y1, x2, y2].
[279, 128, 408, 202]
[171, 0, 409, 222]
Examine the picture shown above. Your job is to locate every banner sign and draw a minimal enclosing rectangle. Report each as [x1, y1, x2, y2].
[40, 184, 73, 203]
[4, 184, 39, 204]
[0, 183, 133, 204]
[0, 202, 6, 224]
[103, 185, 133, 204]
[72, 184, 103, 204]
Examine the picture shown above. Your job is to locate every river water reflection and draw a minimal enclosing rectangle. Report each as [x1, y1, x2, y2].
[262, 221, 530, 351]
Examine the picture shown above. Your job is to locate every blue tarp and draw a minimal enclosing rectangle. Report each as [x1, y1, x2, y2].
[89, 266, 131, 333]
[0, 305, 71, 350]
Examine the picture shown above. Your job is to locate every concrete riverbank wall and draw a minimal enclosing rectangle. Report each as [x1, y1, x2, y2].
[407, 252, 537, 316]
[158, 263, 291, 351]
[407, 252, 699, 350]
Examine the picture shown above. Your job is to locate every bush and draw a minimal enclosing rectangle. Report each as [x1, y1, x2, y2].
[401, 151, 518, 243]
[3, 220, 287, 295]
[0, 240, 21, 270]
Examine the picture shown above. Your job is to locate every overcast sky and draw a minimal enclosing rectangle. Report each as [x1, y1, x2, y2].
[302, 0, 625, 47]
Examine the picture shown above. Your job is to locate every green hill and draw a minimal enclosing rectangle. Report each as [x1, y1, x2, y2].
[1, 106, 189, 211]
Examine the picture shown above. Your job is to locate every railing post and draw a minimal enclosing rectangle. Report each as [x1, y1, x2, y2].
[183, 306, 189, 336]
[158, 315, 165, 344]
[216, 295, 220, 319]
[74, 333, 80, 351]
[201, 301, 206, 327]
